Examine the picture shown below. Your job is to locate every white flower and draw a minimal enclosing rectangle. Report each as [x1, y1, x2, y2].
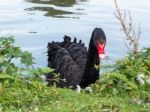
[136, 73, 145, 85]
[139, 79, 145, 85]
[34, 107, 39, 112]
[0, 104, 3, 112]
[136, 78, 145, 85]
[63, 78, 66, 82]
[137, 73, 145, 79]
[76, 85, 81, 93]
[85, 87, 93, 93]
[146, 78, 150, 84]
[40, 75, 46, 81]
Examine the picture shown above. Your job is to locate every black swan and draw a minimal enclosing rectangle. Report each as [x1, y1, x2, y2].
[46, 28, 106, 88]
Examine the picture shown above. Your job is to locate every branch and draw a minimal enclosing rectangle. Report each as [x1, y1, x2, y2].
[114, 0, 141, 57]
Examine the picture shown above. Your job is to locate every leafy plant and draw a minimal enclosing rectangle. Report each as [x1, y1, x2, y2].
[0, 36, 53, 82]
[92, 48, 150, 100]
[0, 37, 33, 75]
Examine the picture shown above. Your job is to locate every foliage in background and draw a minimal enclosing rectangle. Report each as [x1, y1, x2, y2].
[0, 36, 53, 80]
[0, 36, 33, 77]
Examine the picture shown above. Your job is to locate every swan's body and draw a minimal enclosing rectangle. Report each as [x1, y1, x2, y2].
[46, 28, 106, 88]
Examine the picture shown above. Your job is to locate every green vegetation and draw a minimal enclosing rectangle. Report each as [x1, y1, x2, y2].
[93, 49, 150, 105]
[0, 36, 150, 112]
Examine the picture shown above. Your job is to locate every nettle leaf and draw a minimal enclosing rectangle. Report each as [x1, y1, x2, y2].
[0, 73, 15, 80]
[5, 48, 14, 58]
[12, 47, 22, 57]
[100, 84, 107, 92]
[0, 56, 6, 63]
[33, 68, 41, 76]
[28, 67, 54, 78]
[8, 36, 15, 43]
[5, 63, 18, 74]
[42, 67, 54, 73]
[21, 51, 35, 66]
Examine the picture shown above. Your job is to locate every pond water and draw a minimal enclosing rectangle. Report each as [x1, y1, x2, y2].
[0, 0, 150, 67]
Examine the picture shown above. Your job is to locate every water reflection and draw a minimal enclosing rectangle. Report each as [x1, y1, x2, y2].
[25, 7, 75, 18]
[25, 0, 86, 18]
[25, 0, 87, 7]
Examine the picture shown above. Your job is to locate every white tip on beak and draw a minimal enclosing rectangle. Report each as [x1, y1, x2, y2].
[99, 54, 106, 59]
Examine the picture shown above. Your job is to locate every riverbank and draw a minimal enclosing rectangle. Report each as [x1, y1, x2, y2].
[0, 37, 150, 112]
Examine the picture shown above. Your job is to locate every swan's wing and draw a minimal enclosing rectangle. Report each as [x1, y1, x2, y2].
[60, 36, 88, 71]
[66, 42, 87, 70]
[46, 42, 83, 87]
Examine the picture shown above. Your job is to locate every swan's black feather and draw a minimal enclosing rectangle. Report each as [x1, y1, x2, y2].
[47, 42, 83, 87]
[46, 28, 106, 88]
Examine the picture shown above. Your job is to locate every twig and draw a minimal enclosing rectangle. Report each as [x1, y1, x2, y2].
[114, 0, 141, 57]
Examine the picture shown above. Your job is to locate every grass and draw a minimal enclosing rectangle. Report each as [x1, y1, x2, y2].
[0, 77, 150, 112]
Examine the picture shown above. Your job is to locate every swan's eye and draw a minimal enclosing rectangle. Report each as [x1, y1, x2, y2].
[97, 41, 106, 58]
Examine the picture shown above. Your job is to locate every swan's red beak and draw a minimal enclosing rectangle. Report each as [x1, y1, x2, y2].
[97, 42, 106, 59]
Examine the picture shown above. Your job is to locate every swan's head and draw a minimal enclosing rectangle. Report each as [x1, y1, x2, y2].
[92, 28, 106, 59]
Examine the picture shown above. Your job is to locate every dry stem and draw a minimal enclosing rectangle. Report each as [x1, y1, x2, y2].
[114, 0, 141, 57]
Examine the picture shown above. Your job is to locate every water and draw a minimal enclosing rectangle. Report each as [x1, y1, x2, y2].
[0, 0, 150, 67]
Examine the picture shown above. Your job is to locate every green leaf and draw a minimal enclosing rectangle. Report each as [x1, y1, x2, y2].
[21, 51, 35, 66]
[42, 67, 54, 73]
[8, 36, 15, 43]
[0, 73, 15, 80]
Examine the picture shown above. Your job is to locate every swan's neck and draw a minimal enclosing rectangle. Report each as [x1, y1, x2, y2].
[86, 39, 99, 67]
[80, 39, 100, 88]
